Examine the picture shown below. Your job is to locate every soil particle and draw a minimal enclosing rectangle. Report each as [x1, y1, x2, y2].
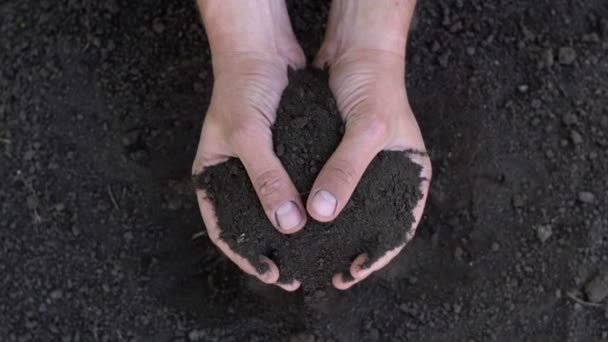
[584, 272, 608, 303]
[289, 332, 316, 342]
[570, 130, 584, 145]
[578, 191, 596, 204]
[535, 225, 553, 243]
[197, 69, 424, 288]
[558, 46, 577, 64]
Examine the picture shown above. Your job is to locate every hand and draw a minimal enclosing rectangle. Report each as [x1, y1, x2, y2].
[309, 0, 432, 290]
[192, 0, 306, 291]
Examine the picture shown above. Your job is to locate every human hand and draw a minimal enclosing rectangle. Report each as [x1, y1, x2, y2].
[192, 0, 306, 291]
[309, 0, 432, 289]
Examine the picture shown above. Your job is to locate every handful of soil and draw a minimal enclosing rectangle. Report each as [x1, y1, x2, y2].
[196, 69, 423, 289]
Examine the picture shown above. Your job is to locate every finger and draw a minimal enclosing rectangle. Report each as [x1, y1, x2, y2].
[332, 273, 357, 290]
[350, 247, 403, 280]
[232, 125, 306, 234]
[275, 279, 302, 292]
[196, 188, 280, 284]
[332, 247, 405, 290]
[307, 119, 387, 222]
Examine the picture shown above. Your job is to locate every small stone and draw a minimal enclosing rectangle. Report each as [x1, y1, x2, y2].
[570, 130, 583, 145]
[50, 289, 63, 299]
[578, 191, 596, 204]
[188, 330, 203, 341]
[558, 47, 577, 65]
[584, 272, 608, 303]
[491, 242, 500, 251]
[517, 84, 529, 93]
[466, 46, 476, 56]
[535, 225, 553, 243]
[541, 49, 554, 67]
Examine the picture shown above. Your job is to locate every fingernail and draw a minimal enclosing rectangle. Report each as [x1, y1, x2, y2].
[312, 190, 337, 217]
[275, 201, 303, 232]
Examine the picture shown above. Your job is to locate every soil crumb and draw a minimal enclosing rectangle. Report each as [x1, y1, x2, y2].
[196, 69, 423, 289]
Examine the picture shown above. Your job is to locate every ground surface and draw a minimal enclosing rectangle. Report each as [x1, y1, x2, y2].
[1, 0, 607, 341]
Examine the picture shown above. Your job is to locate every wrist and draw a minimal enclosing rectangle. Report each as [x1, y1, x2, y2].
[197, 0, 302, 70]
[321, 0, 416, 60]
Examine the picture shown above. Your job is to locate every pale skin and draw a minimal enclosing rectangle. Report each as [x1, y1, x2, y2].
[192, 0, 432, 291]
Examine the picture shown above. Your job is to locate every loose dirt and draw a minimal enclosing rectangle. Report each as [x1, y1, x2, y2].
[197, 70, 423, 288]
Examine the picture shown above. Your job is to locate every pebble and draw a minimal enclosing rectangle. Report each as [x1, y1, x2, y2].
[50, 289, 63, 299]
[517, 84, 529, 93]
[584, 272, 608, 303]
[541, 49, 554, 67]
[570, 130, 583, 145]
[491, 242, 500, 251]
[188, 330, 203, 341]
[535, 225, 553, 243]
[558, 47, 577, 65]
[578, 191, 596, 204]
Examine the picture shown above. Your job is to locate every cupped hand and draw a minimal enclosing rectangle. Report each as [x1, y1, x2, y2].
[311, 46, 432, 289]
[192, 50, 307, 291]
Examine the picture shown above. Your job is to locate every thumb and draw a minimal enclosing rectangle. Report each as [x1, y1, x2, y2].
[233, 124, 307, 234]
[307, 118, 387, 222]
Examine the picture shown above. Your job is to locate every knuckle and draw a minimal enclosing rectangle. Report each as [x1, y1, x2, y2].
[252, 170, 285, 207]
[325, 159, 358, 187]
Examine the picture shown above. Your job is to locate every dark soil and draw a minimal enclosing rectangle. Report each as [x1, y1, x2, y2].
[197, 70, 423, 287]
[1, 0, 608, 341]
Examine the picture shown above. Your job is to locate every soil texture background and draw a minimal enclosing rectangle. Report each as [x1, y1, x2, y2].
[1, 0, 608, 341]
[198, 70, 423, 288]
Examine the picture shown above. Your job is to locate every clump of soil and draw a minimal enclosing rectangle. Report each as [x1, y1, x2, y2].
[196, 69, 423, 288]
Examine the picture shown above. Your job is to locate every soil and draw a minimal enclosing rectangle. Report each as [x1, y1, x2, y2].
[1, 0, 608, 341]
[197, 70, 423, 287]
